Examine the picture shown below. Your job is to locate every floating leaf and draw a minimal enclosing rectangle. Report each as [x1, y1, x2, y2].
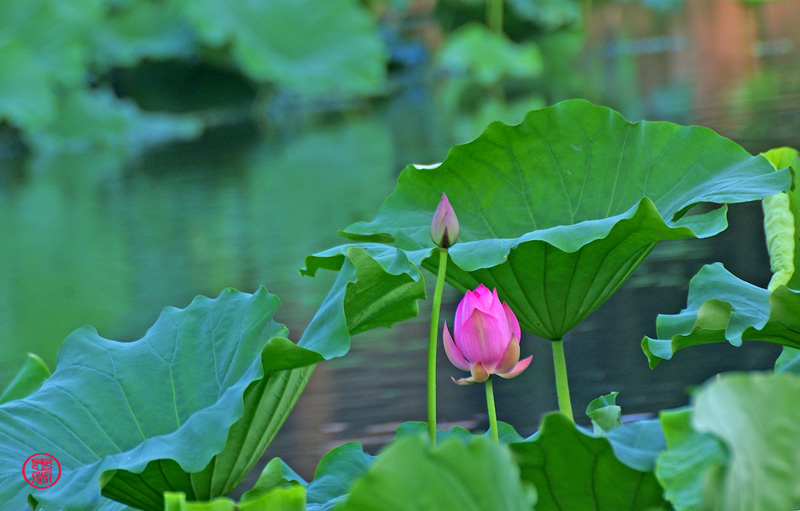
[314, 100, 789, 340]
[183, 0, 386, 97]
[511, 413, 669, 511]
[656, 372, 800, 511]
[642, 263, 800, 367]
[341, 435, 535, 511]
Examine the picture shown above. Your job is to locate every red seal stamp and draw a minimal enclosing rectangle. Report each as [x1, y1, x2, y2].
[22, 453, 61, 488]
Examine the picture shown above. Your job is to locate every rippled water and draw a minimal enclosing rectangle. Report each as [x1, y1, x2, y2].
[2, 0, 800, 484]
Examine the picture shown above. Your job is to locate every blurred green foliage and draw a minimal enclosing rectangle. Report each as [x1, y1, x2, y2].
[0, 0, 387, 154]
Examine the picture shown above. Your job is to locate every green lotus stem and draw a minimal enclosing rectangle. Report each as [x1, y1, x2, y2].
[551, 339, 574, 422]
[428, 248, 449, 445]
[485, 376, 499, 442]
[487, 0, 503, 33]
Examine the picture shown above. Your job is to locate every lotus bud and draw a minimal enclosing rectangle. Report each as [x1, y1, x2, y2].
[443, 285, 532, 385]
[430, 193, 459, 249]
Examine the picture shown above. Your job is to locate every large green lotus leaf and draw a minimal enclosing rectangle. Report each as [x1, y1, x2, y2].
[182, 0, 386, 97]
[0, 288, 322, 511]
[510, 413, 670, 511]
[327, 100, 789, 339]
[340, 435, 535, 511]
[642, 263, 800, 367]
[656, 372, 800, 511]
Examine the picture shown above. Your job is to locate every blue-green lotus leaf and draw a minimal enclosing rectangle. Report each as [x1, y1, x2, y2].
[511, 413, 669, 510]
[310, 99, 789, 339]
[642, 263, 800, 367]
[0, 288, 320, 511]
[3, 238, 425, 511]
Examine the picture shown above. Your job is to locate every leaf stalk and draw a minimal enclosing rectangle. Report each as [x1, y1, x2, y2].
[428, 248, 449, 445]
[551, 339, 574, 422]
[485, 376, 499, 442]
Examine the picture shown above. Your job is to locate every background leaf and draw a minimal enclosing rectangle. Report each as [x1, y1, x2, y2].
[511, 413, 670, 511]
[437, 23, 543, 86]
[182, 0, 387, 97]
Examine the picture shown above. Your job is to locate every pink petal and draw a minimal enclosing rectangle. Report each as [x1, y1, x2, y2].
[493, 336, 520, 374]
[443, 322, 470, 371]
[497, 355, 533, 379]
[430, 193, 459, 248]
[456, 309, 509, 368]
[503, 302, 521, 344]
[454, 288, 478, 335]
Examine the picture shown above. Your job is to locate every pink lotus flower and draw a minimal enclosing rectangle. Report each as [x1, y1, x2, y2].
[444, 285, 532, 385]
[430, 193, 459, 248]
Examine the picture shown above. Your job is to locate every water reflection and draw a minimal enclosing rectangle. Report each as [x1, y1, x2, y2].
[2, 0, 800, 488]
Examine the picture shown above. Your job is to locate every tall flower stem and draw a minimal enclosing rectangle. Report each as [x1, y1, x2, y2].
[487, 0, 503, 34]
[485, 376, 499, 442]
[428, 248, 449, 445]
[551, 339, 574, 422]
